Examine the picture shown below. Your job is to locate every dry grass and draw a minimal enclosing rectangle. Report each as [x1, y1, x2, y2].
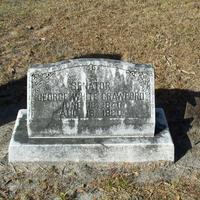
[0, 162, 200, 199]
[97, 174, 200, 200]
[0, 0, 200, 89]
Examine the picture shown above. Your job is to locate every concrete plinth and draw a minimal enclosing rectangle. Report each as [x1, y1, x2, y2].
[9, 108, 174, 163]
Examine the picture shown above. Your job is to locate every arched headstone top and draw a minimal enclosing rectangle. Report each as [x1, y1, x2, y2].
[27, 59, 155, 138]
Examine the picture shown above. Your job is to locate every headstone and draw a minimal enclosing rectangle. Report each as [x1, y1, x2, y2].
[9, 59, 174, 163]
[27, 59, 155, 138]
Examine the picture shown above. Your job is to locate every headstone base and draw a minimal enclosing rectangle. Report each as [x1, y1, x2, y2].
[9, 108, 174, 163]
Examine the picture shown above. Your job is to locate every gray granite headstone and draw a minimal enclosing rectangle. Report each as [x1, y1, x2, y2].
[27, 59, 155, 138]
[9, 58, 174, 163]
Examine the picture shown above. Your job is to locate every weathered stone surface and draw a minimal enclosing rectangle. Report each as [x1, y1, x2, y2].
[9, 108, 174, 163]
[27, 59, 155, 138]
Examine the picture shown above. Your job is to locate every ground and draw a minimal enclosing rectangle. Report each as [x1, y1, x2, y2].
[0, 0, 200, 199]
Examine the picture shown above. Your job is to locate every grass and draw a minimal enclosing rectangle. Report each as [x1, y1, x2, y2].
[96, 174, 200, 200]
[0, 0, 200, 90]
[1, 163, 199, 200]
[0, 0, 200, 199]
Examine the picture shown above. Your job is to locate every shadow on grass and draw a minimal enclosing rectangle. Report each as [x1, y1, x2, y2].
[74, 53, 122, 60]
[0, 77, 27, 126]
[155, 89, 200, 162]
[0, 63, 199, 162]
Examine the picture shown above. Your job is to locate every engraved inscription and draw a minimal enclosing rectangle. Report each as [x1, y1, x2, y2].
[31, 65, 151, 118]
[34, 79, 147, 118]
